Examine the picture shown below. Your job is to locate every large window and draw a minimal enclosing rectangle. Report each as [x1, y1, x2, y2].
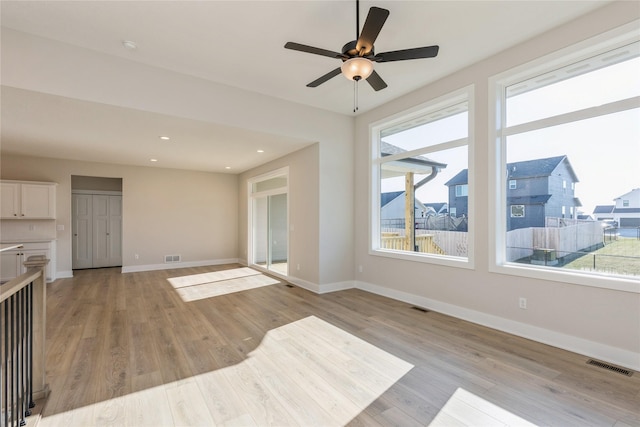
[371, 88, 473, 266]
[491, 28, 640, 290]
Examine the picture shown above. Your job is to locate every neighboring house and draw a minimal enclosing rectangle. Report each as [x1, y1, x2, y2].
[612, 188, 640, 227]
[380, 191, 427, 221]
[445, 155, 582, 231]
[423, 202, 448, 216]
[593, 205, 615, 221]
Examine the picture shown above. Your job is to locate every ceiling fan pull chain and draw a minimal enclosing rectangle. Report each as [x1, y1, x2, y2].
[353, 80, 359, 112]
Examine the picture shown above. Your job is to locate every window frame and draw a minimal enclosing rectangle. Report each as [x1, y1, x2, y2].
[510, 205, 525, 218]
[455, 184, 469, 197]
[370, 86, 474, 269]
[489, 21, 640, 293]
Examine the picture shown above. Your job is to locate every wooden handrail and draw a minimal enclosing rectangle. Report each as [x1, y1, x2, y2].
[0, 269, 41, 304]
[0, 243, 24, 253]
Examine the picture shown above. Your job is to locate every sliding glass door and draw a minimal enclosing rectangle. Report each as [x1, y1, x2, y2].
[250, 169, 288, 275]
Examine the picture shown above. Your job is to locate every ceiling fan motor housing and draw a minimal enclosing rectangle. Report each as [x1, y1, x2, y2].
[342, 40, 374, 58]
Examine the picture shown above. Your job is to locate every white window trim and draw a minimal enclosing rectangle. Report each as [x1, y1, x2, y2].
[488, 21, 640, 293]
[369, 86, 474, 269]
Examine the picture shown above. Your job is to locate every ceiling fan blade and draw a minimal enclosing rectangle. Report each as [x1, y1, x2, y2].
[374, 45, 439, 62]
[284, 42, 345, 59]
[307, 68, 342, 87]
[355, 7, 389, 55]
[366, 70, 387, 91]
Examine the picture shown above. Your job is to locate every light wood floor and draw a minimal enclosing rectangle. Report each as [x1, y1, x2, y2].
[35, 265, 639, 426]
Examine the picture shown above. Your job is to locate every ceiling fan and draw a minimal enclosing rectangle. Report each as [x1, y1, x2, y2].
[284, 0, 439, 92]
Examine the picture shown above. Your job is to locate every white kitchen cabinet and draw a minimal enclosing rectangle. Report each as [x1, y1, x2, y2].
[1, 181, 57, 219]
[0, 242, 55, 283]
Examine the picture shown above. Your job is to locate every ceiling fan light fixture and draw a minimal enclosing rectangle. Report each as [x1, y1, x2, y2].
[341, 57, 373, 81]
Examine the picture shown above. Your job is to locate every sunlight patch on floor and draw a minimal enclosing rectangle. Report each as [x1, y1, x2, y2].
[167, 267, 280, 301]
[429, 387, 537, 427]
[38, 316, 413, 426]
[167, 267, 260, 288]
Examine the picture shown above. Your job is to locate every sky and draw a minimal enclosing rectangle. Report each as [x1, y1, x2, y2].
[381, 54, 640, 216]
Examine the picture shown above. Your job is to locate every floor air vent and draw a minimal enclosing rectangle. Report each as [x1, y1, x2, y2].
[411, 306, 429, 313]
[285, 284, 294, 288]
[586, 359, 633, 377]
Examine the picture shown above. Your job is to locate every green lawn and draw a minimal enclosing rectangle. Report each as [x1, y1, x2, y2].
[564, 238, 640, 277]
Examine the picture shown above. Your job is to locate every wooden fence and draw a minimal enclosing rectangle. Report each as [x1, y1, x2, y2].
[506, 221, 603, 262]
[381, 219, 602, 260]
[381, 230, 468, 256]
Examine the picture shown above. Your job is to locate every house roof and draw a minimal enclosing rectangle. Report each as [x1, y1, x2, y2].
[614, 188, 640, 199]
[508, 195, 552, 205]
[381, 191, 404, 208]
[380, 141, 448, 179]
[423, 202, 448, 212]
[380, 141, 447, 168]
[445, 169, 468, 187]
[506, 156, 579, 182]
[445, 155, 579, 187]
[612, 207, 640, 214]
[593, 205, 614, 214]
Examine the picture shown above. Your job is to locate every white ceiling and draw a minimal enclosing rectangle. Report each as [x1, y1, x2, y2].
[0, 1, 611, 173]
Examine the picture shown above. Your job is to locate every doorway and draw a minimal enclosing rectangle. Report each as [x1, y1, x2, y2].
[249, 168, 288, 275]
[71, 176, 123, 269]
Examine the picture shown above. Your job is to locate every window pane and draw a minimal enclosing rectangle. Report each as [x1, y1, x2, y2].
[504, 108, 640, 277]
[379, 143, 469, 258]
[380, 107, 468, 154]
[506, 43, 640, 127]
[252, 176, 287, 193]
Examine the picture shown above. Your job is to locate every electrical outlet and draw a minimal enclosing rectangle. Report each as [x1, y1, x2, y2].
[135, 253, 139, 260]
[358, 265, 363, 273]
[296, 264, 300, 271]
[519, 297, 527, 309]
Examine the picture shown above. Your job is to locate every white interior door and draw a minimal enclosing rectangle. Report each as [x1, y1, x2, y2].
[93, 195, 110, 268]
[107, 195, 123, 266]
[72, 194, 93, 269]
[72, 193, 122, 269]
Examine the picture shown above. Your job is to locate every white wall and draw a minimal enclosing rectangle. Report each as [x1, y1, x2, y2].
[1, 154, 239, 276]
[239, 144, 321, 288]
[354, 2, 640, 369]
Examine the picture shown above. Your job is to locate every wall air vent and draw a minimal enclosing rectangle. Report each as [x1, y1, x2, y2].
[164, 254, 181, 263]
[586, 359, 633, 377]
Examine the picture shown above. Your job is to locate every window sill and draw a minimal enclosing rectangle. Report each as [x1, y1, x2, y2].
[370, 248, 474, 270]
[490, 262, 640, 294]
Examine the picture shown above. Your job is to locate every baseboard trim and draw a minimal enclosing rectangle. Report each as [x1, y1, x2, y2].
[55, 270, 73, 279]
[121, 258, 240, 273]
[355, 280, 640, 372]
[286, 275, 322, 293]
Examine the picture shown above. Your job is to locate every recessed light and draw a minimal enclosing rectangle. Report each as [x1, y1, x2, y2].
[257, 149, 264, 153]
[225, 166, 231, 170]
[123, 40, 137, 50]
[150, 158, 158, 162]
[159, 136, 170, 141]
